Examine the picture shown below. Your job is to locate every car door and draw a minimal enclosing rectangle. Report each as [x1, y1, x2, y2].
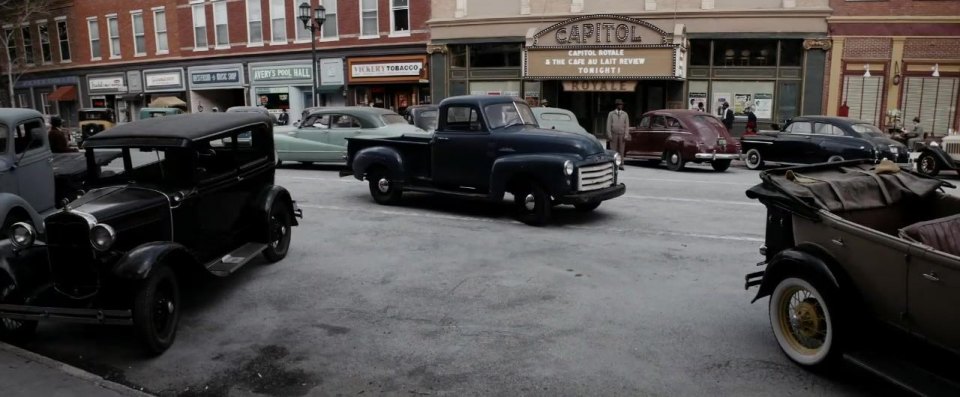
[286, 114, 333, 162]
[647, 115, 674, 157]
[626, 115, 652, 157]
[906, 245, 960, 351]
[812, 122, 851, 162]
[12, 119, 55, 213]
[778, 121, 815, 163]
[324, 114, 363, 162]
[432, 105, 492, 189]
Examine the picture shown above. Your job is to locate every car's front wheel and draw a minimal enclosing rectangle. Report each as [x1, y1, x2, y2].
[744, 149, 764, 170]
[711, 160, 732, 172]
[368, 170, 403, 205]
[0, 278, 37, 343]
[132, 265, 180, 355]
[917, 153, 940, 177]
[514, 182, 551, 226]
[769, 276, 842, 370]
[263, 201, 293, 263]
[665, 150, 686, 171]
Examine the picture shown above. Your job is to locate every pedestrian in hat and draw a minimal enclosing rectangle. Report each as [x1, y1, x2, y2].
[606, 98, 629, 170]
[48, 116, 77, 153]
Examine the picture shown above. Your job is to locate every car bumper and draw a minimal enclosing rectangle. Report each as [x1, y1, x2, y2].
[695, 152, 741, 161]
[555, 183, 626, 205]
[0, 303, 132, 325]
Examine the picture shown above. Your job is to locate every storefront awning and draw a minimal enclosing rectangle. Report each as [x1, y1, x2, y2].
[149, 96, 187, 108]
[47, 85, 77, 102]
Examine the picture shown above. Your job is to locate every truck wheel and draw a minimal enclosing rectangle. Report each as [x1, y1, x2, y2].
[263, 201, 293, 263]
[368, 171, 403, 205]
[711, 160, 732, 172]
[514, 183, 551, 226]
[574, 201, 602, 212]
[917, 153, 940, 177]
[132, 265, 180, 356]
[0, 278, 37, 343]
[665, 150, 686, 171]
[744, 149, 764, 170]
[769, 275, 844, 371]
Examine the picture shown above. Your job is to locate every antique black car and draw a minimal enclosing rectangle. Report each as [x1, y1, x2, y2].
[740, 116, 909, 170]
[0, 113, 301, 354]
[915, 134, 960, 177]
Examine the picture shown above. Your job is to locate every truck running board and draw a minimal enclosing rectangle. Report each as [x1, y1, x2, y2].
[205, 243, 268, 277]
[844, 351, 960, 396]
[405, 186, 489, 199]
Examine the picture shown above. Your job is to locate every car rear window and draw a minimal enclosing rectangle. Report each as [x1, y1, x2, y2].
[381, 114, 408, 125]
[693, 115, 724, 129]
[539, 112, 573, 121]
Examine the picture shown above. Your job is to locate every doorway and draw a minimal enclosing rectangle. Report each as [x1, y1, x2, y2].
[556, 82, 667, 138]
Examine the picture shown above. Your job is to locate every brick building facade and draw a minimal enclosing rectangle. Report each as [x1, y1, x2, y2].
[824, 0, 960, 135]
[3, 0, 431, 127]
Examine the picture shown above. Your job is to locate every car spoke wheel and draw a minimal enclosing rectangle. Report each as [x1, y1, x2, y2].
[263, 201, 293, 263]
[769, 277, 841, 370]
[665, 150, 685, 171]
[745, 149, 764, 170]
[917, 154, 940, 177]
[133, 266, 180, 355]
[368, 170, 403, 205]
[514, 183, 551, 226]
[0, 281, 37, 343]
[711, 160, 732, 172]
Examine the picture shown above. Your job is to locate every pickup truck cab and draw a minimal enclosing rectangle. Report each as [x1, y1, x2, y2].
[343, 96, 626, 225]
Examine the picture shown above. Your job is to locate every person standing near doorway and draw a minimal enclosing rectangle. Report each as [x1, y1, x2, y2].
[606, 99, 629, 170]
[721, 102, 735, 131]
[278, 109, 290, 126]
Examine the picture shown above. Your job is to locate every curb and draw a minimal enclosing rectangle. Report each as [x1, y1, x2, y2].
[0, 342, 154, 397]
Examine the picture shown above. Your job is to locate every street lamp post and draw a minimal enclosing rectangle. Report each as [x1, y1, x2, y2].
[298, 2, 326, 107]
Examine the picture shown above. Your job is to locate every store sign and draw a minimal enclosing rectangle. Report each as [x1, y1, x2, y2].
[563, 80, 637, 92]
[146, 72, 182, 88]
[526, 48, 674, 79]
[320, 58, 344, 86]
[251, 65, 312, 82]
[532, 16, 668, 47]
[88, 75, 126, 92]
[351, 62, 423, 78]
[15, 76, 79, 89]
[192, 71, 240, 85]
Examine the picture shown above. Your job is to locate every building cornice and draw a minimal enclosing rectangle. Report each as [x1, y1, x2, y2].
[428, 9, 834, 28]
[828, 16, 960, 24]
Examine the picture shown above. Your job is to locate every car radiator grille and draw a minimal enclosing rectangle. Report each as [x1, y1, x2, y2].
[44, 213, 98, 293]
[944, 141, 960, 156]
[578, 162, 615, 192]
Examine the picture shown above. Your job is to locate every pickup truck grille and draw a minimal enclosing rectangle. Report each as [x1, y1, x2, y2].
[578, 162, 615, 192]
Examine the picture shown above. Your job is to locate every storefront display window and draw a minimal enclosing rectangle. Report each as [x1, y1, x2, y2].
[450, 45, 467, 68]
[712, 39, 777, 67]
[690, 40, 711, 66]
[469, 44, 521, 68]
[779, 40, 804, 67]
[901, 76, 959, 135]
[710, 81, 775, 119]
[469, 81, 521, 97]
[256, 87, 290, 109]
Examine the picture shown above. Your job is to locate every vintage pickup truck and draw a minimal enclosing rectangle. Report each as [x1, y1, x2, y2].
[342, 95, 626, 225]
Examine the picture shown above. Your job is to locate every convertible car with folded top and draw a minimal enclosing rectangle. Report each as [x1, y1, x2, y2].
[744, 159, 960, 392]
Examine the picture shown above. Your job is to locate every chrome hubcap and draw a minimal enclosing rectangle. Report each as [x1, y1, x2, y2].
[524, 194, 536, 211]
[748, 153, 758, 165]
[670, 154, 679, 164]
[377, 178, 391, 193]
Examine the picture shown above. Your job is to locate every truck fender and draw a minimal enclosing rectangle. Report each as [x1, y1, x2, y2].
[0, 193, 44, 234]
[252, 185, 299, 243]
[111, 241, 196, 280]
[920, 147, 955, 170]
[752, 244, 849, 303]
[352, 146, 405, 182]
[0, 242, 49, 292]
[489, 154, 574, 200]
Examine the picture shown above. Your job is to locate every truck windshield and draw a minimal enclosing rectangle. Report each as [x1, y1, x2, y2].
[485, 102, 538, 130]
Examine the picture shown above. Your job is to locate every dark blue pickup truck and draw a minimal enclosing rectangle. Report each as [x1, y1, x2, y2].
[342, 95, 626, 225]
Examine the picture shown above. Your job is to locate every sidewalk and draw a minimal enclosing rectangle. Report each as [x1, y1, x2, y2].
[0, 342, 152, 397]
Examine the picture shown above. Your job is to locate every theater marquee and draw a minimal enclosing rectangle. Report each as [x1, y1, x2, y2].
[524, 15, 686, 80]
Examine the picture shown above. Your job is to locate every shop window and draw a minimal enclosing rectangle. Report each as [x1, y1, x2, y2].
[246, 0, 263, 44]
[106, 15, 119, 57]
[469, 81, 521, 97]
[56, 20, 70, 61]
[360, 0, 378, 37]
[710, 81, 776, 119]
[468, 43, 521, 68]
[322, 0, 338, 39]
[449, 44, 466, 68]
[779, 40, 803, 67]
[689, 40, 710, 66]
[269, 0, 287, 43]
[841, 75, 884, 126]
[214, 1, 229, 47]
[391, 0, 409, 34]
[132, 12, 146, 55]
[901, 76, 959, 136]
[713, 39, 776, 67]
[154, 9, 168, 53]
[450, 80, 467, 96]
[38, 23, 51, 63]
[21, 25, 34, 64]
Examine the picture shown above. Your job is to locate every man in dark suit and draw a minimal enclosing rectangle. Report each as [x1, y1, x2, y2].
[721, 102, 734, 131]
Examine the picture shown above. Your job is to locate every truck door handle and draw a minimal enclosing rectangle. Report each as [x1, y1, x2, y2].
[436, 136, 449, 141]
[831, 237, 844, 247]
[922, 272, 941, 282]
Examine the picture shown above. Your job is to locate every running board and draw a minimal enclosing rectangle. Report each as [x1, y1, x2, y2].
[404, 185, 488, 199]
[205, 243, 268, 277]
[844, 351, 960, 397]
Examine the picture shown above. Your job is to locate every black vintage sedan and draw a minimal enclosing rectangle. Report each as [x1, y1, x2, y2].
[0, 113, 301, 354]
[740, 116, 909, 170]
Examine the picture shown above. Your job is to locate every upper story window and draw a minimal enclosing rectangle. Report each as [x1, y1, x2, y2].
[390, 0, 409, 35]
[321, 0, 338, 39]
[4, 28, 16, 64]
[86, 18, 100, 60]
[269, 0, 287, 44]
[153, 8, 168, 54]
[38, 22, 52, 63]
[293, 0, 310, 42]
[56, 19, 70, 62]
[192, 2, 209, 50]
[132, 12, 146, 56]
[246, 0, 263, 45]
[360, 0, 378, 38]
[213, 1, 229, 48]
[21, 25, 34, 64]
[106, 14, 120, 58]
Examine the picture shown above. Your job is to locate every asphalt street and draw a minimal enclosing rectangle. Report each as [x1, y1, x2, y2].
[15, 160, 952, 396]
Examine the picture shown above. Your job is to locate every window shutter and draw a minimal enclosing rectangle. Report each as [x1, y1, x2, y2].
[902, 77, 959, 135]
[842, 76, 884, 125]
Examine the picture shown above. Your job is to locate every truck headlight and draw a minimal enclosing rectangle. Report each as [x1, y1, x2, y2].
[90, 224, 116, 252]
[613, 152, 623, 167]
[10, 222, 35, 249]
[563, 160, 574, 176]
[930, 141, 940, 147]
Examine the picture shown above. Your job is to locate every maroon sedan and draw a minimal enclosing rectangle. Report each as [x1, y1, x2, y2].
[625, 110, 741, 171]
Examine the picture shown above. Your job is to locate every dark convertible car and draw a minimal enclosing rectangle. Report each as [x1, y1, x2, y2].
[740, 116, 909, 170]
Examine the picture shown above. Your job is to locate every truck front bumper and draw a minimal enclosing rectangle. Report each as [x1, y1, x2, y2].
[555, 183, 626, 205]
[0, 303, 132, 325]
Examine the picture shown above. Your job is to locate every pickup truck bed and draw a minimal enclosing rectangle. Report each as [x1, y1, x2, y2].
[345, 135, 433, 180]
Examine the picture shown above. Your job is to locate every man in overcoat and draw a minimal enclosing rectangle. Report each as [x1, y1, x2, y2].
[606, 98, 629, 170]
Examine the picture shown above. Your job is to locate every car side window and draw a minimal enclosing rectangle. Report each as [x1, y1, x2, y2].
[331, 115, 361, 129]
[638, 116, 651, 128]
[446, 106, 482, 132]
[196, 136, 237, 181]
[665, 116, 681, 129]
[304, 114, 330, 128]
[785, 122, 812, 134]
[814, 123, 844, 136]
[0, 124, 8, 153]
[14, 119, 45, 154]
[651, 116, 668, 129]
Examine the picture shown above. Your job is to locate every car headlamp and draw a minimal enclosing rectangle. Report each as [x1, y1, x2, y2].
[10, 222, 35, 249]
[613, 152, 623, 167]
[563, 160, 574, 176]
[930, 141, 940, 147]
[90, 224, 116, 252]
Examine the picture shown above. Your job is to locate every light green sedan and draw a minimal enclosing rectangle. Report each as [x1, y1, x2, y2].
[274, 107, 428, 165]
